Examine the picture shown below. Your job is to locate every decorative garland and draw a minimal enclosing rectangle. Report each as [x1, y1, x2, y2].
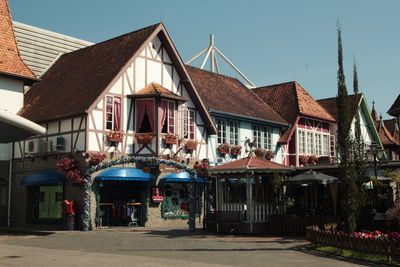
[82, 155, 197, 231]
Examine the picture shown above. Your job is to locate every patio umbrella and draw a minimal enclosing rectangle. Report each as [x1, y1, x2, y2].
[285, 170, 340, 185]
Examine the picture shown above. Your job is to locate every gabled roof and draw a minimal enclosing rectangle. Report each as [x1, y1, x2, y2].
[388, 94, 400, 117]
[18, 23, 216, 133]
[209, 156, 288, 173]
[130, 82, 187, 101]
[252, 81, 335, 125]
[317, 94, 362, 121]
[0, 0, 36, 80]
[384, 118, 400, 143]
[185, 65, 288, 126]
[376, 118, 400, 146]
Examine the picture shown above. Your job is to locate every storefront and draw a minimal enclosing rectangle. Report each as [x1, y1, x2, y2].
[20, 170, 65, 223]
[95, 167, 154, 227]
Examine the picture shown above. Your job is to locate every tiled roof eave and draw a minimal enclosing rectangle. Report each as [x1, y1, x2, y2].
[209, 108, 290, 127]
[128, 93, 188, 102]
[0, 70, 39, 84]
[299, 113, 336, 123]
[209, 167, 293, 175]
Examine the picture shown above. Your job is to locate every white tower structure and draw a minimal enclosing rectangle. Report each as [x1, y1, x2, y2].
[186, 34, 256, 88]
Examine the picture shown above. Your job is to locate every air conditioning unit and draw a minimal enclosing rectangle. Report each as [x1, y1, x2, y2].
[56, 136, 65, 151]
[40, 140, 53, 153]
[27, 139, 40, 154]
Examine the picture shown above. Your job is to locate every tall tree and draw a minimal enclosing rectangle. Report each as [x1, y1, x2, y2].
[353, 61, 363, 157]
[336, 25, 360, 233]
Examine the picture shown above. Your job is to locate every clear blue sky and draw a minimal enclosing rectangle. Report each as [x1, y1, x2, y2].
[10, 0, 399, 119]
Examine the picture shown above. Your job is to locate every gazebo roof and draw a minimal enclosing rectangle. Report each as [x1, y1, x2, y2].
[285, 170, 340, 185]
[209, 155, 292, 174]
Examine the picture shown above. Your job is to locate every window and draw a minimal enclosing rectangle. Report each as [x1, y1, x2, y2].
[315, 133, 322, 155]
[298, 128, 331, 156]
[216, 118, 227, 144]
[183, 109, 195, 139]
[252, 125, 273, 149]
[263, 127, 272, 150]
[136, 99, 155, 133]
[229, 121, 239, 145]
[299, 130, 306, 154]
[161, 101, 175, 133]
[106, 96, 121, 131]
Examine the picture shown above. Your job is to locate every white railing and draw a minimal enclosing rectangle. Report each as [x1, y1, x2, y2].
[219, 203, 280, 223]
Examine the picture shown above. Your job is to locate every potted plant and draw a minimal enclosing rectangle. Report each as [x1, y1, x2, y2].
[299, 154, 309, 165]
[254, 148, 266, 158]
[107, 130, 124, 143]
[230, 145, 242, 156]
[135, 133, 154, 144]
[265, 150, 274, 160]
[217, 143, 230, 155]
[185, 140, 197, 150]
[308, 154, 318, 164]
[162, 133, 179, 145]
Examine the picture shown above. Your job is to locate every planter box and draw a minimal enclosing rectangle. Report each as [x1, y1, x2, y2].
[163, 138, 177, 145]
[135, 134, 154, 144]
[231, 150, 241, 156]
[107, 136, 123, 143]
[186, 144, 197, 150]
[218, 149, 229, 155]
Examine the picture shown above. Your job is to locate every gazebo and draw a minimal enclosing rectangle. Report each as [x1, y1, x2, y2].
[207, 155, 293, 233]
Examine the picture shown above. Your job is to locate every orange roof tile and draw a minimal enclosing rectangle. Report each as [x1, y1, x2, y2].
[211, 156, 288, 170]
[0, 0, 35, 79]
[133, 82, 186, 100]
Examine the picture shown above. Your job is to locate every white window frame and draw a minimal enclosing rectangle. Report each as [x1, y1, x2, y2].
[252, 124, 273, 150]
[216, 118, 227, 144]
[298, 128, 331, 156]
[106, 95, 121, 131]
[162, 100, 175, 134]
[229, 120, 239, 145]
[182, 109, 195, 139]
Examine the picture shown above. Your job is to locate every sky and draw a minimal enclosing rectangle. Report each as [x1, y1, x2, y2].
[9, 0, 399, 119]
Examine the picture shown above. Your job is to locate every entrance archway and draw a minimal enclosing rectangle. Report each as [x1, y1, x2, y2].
[82, 156, 196, 231]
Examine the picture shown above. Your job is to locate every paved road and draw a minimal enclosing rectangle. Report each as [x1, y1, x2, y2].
[0, 228, 375, 266]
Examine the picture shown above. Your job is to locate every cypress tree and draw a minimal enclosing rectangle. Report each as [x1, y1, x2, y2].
[336, 25, 359, 233]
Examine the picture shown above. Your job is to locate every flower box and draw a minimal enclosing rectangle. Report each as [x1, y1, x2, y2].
[217, 143, 231, 155]
[135, 134, 154, 144]
[162, 133, 179, 145]
[230, 145, 242, 156]
[254, 148, 266, 158]
[107, 131, 124, 143]
[299, 154, 309, 165]
[308, 155, 318, 164]
[185, 140, 197, 150]
[265, 150, 274, 160]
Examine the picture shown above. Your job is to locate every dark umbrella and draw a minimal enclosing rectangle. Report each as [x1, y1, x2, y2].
[285, 170, 340, 185]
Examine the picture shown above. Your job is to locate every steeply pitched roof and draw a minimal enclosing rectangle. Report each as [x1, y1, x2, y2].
[185, 65, 288, 125]
[0, 0, 35, 80]
[375, 117, 400, 146]
[317, 94, 362, 121]
[384, 118, 400, 143]
[252, 81, 335, 126]
[388, 94, 400, 117]
[210, 156, 288, 171]
[19, 23, 161, 122]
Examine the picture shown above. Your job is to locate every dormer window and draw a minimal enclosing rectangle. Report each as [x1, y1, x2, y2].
[136, 99, 155, 133]
[106, 96, 121, 131]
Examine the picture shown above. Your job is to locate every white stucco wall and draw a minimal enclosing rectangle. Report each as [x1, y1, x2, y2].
[0, 77, 24, 113]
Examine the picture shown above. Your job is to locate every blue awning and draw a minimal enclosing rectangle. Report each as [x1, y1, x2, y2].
[160, 171, 209, 183]
[20, 170, 66, 186]
[95, 168, 155, 182]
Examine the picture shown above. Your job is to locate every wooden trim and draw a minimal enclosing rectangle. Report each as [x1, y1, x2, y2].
[147, 43, 154, 59]
[89, 113, 102, 152]
[73, 117, 84, 150]
[138, 55, 172, 65]
[145, 46, 148, 86]
[70, 118, 73, 152]
[125, 72, 133, 94]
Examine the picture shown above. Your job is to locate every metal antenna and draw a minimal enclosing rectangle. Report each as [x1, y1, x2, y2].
[186, 34, 256, 88]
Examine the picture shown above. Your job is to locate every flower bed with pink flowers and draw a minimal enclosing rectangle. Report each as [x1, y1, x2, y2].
[306, 226, 400, 262]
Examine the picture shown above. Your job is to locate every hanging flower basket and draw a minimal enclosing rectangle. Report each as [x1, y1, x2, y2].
[135, 133, 154, 144]
[107, 131, 124, 143]
[265, 150, 274, 160]
[230, 145, 242, 156]
[185, 140, 197, 150]
[308, 155, 318, 164]
[299, 154, 309, 165]
[254, 148, 266, 158]
[217, 143, 231, 155]
[162, 133, 179, 145]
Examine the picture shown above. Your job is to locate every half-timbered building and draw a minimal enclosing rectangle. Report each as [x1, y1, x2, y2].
[252, 82, 337, 167]
[186, 66, 289, 165]
[12, 23, 217, 228]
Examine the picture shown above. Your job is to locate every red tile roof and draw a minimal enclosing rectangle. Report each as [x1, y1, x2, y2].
[388, 94, 400, 117]
[211, 156, 287, 170]
[0, 0, 35, 80]
[317, 94, 362, 121]
[19, 23, 161, 122]
[253, 81, 335, 125]
[132, 82, 186, 101]
[186, 66, 288, 125]
[376, 119, 400, 146]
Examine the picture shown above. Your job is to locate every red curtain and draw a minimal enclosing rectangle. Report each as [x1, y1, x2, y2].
[113, 97, 121, 131]
[136, 100, 155, 133]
